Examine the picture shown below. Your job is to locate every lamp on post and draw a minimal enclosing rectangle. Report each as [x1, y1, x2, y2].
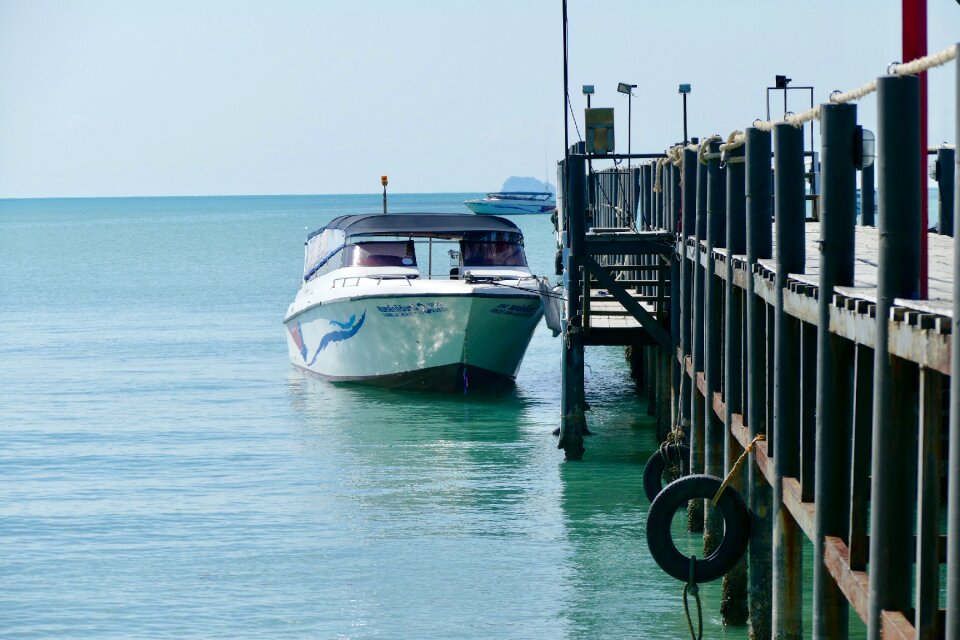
[582, 85, 596, 182]
[617, 82, 637, 166]
[678, 83, 691, 145]
[618, 82, 637, 229]
[381, 175, 388, 215]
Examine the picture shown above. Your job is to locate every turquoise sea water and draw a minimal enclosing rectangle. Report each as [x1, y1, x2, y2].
[0, 193, 881, 639]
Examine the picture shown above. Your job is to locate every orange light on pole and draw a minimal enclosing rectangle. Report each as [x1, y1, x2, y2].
[381, 176, 389, 215]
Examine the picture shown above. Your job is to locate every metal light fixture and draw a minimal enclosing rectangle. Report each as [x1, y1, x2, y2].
[854, 128, 876, 169]
[582, 84, 594, 109]
[679, 84, 691, 144]
[617, 82, 637, 164]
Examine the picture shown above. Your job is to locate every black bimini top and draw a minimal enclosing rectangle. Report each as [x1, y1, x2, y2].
[307, 213, 521, 240]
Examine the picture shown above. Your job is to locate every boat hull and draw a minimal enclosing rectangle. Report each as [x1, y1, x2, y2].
[463, 201, 556, 215]
[284, 293, 543, 390]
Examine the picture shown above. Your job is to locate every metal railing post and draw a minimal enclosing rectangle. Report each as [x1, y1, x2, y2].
[745, 126, 773, 639]
[813, 101, 857, 640]
[772, 122, 806, 640]
[867, 73, 922, 640]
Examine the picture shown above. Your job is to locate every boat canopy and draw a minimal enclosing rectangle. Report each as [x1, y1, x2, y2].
[303, 213, 526, 280]
[484, 192, 554, 201]
[307, 213, 521, 240]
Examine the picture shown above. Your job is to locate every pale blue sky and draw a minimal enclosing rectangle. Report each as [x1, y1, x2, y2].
[1, 0, 958, 198]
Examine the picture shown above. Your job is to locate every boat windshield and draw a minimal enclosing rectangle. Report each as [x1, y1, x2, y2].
[342, 241, 417, 268]
[462, 240, 527, 267]
[488, 192, 552, 201]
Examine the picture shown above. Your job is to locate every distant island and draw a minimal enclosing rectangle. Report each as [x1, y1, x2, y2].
[500, 176, 555, 193]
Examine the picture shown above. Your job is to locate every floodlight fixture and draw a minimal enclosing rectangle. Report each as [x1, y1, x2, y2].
[678, 83, 691, 94]
[582, 85, 595, 95]
[855, 128, 876, 169]
[617, 82, 637, 95]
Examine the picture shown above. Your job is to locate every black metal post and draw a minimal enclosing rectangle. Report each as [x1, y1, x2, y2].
[688, 153, 708, 533]
[938, 146, 955, 235]
[680, 148, 698, 439]
[946, 40, 960, 640]
[867, 74, 922, 640]
[559, 152, 587, 461]
[642, 165, 653, 231]
[671, 158, 682, 234]
[861, 162, 876, 226]
[813, 102, 857, 639]
[745, 127, 773, 639]
[721, 140, 748, 625]
[772, 122, 805, 640]
[703, 139, 726, 559]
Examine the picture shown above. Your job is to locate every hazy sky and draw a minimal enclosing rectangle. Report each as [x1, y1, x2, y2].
[1, 0, 958, 198]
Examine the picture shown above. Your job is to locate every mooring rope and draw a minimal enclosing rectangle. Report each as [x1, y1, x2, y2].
[697, 134, 722, 165]
[749, 43, 957, 131]
[663, 43, 959, 164]
[712, 433, 765, 506]
[683, 580, 703, 640]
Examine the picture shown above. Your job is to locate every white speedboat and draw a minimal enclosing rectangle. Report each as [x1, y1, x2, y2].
[463, 191, 557, 215]
[284, 213, 544, 390]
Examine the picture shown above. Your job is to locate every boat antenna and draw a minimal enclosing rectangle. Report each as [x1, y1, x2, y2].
[381, 175, 388, 214]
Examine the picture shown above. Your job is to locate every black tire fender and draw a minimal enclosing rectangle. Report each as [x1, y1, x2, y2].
[642, 444, 690, 502]
[645, 474, 750, 583]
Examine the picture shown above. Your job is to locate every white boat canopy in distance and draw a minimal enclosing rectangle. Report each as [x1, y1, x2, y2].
[482, 192, 553, 201]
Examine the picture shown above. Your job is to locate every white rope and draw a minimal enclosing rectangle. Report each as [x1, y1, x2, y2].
[697, 134, 722, 165]
[747, 43, 958, 131]
[657, 44, 958, 172]
[653, 156, 670, 193]
[827, 80, 878, 106]
[893, 44, 957, 77]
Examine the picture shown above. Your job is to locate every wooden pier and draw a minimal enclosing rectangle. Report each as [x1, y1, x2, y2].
[555, 51, 960, 639]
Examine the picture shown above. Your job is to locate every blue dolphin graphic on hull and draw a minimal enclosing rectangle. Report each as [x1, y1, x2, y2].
[305, 311, 366, 366]
[328, 315, 357, 329]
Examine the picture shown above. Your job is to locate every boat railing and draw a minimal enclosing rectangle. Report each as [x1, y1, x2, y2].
[331, 274, 418, 288]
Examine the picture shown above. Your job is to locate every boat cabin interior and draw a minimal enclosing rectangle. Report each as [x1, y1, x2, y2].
[302, 213, 530, 283]
[305, 233, 528, 282]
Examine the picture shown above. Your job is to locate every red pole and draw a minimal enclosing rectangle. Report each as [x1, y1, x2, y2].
[903, 0, 928, 297]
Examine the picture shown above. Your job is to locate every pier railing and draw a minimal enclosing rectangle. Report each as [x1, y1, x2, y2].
[557, 43, 960, 640]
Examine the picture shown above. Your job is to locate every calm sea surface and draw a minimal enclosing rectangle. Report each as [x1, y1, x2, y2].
[0, 193, 889, 638]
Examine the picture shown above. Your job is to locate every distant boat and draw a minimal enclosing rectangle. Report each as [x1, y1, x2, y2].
[284, 213, 543, 390]
[463, 192, 556, 215]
